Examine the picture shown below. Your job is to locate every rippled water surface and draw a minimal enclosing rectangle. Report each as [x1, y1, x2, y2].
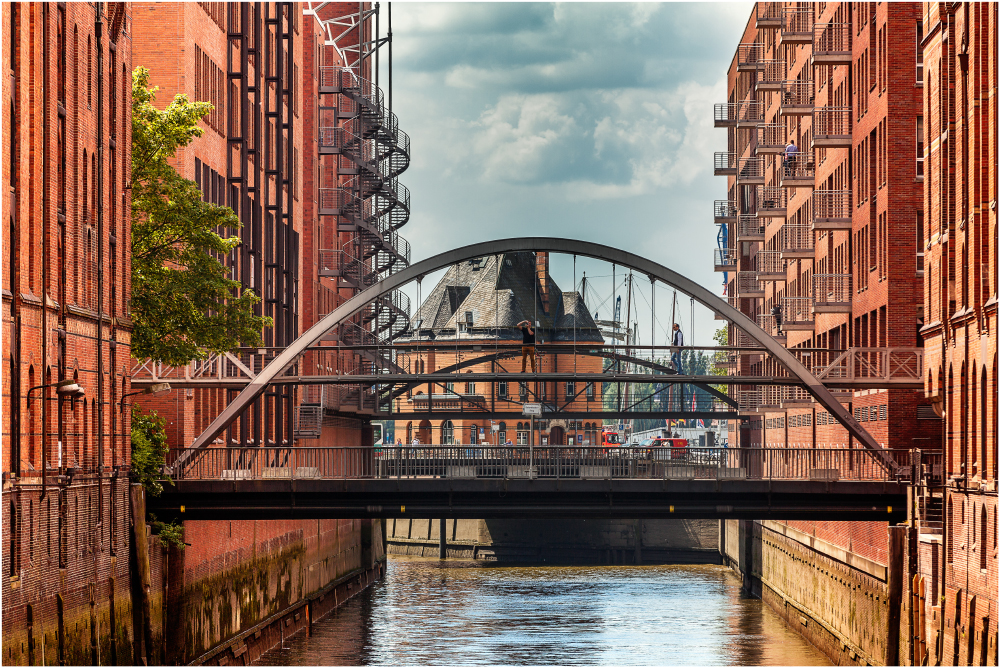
[256, 557, 831, 666]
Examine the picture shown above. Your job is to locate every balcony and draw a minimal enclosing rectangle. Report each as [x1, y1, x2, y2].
[737, 43, 765, 71]
[812, 190, 852, 229]
[756, 313, 787, 344]
[779, 223, 814, 259]
[738, 271, 764, 297]
[813, 23, 852, 64]
[780, 386, 814, 407]
[779, 152, 815, 187]
[714, 154, 764, 184]
[756, 60, 785, 90]
[714, 199, 738, 224]
[738, 215, 765, 241]
[756, 124, 787, 155]
[757, 186, 788, 218]
[781, 296, 815, 331]
[780, 80, 815, 116]
[755, 2, 782, 29]
[781, 7, 814, 44]
[714, 101, 764, 127]
[813, 107, 852, 148]
[813, 273, 852, 313]
[735, 387, 763, 415]
[760, 385, 788, 411]
[756, 250, 787, 281]
[714, 247, 738, 272]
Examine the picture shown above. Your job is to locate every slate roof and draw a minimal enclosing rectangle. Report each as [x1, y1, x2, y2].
[403, 253, 603, 343]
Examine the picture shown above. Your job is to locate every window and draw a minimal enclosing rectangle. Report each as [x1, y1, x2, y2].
[516, 422, 528, 445]
[466, 380, 476, 395]
[498, 381, 508, 399]
[9, 502, 18, 577]
[566, 381, 575, 399]
[982, 506, 989, 570]
[916, 211, 925, 273]
[469, 425, 478, 445]
[498, 422, 507, 444]
[916, 116, 924, 176]
[586, 382, 595, 400]
[442, 420, 454, 445]
[916, 21, 924, 83]
[445, 382, 455, 394]
[519, 382, 528, 401]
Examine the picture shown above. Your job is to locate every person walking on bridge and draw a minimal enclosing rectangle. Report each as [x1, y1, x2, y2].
[671, 323, 684, 375]
[517, 320, 536, 373]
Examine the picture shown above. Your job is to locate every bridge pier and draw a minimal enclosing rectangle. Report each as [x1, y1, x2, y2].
[439, 519, 447, 559]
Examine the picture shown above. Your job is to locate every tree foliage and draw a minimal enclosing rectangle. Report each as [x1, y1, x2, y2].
[131, 67, 270, 365]
[130, 405, 172, 497]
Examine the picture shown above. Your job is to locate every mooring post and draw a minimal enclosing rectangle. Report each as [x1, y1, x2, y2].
[439, 518, 447, 559]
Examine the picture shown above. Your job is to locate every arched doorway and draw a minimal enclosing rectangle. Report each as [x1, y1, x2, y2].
[417, 420, 432, 445]
[549, 426, 565, 446]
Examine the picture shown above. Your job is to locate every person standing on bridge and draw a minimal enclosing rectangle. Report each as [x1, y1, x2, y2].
[517, 320, 537, 373]
[671, 323, 684, 375]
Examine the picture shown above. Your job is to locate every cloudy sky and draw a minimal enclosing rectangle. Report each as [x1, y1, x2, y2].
[381, 2, 752, 343]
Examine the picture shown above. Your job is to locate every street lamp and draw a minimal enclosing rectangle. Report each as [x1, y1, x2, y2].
[26, 378, 86, 408]
[120, 383, 172, 412]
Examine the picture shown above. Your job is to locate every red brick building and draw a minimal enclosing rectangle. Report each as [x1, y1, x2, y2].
[917, 3, 998, 665]
[714, 3, 996, 665]
[2, 3, 136, 664]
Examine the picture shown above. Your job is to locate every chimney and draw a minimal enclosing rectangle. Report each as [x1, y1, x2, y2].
[536, 252, 550, 315]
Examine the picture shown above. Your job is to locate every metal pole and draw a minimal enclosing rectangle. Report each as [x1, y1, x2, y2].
[438, 518, 446, 559]
[530, 413, 534, 478]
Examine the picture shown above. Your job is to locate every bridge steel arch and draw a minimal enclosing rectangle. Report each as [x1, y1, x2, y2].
[184, 238, 897, 473]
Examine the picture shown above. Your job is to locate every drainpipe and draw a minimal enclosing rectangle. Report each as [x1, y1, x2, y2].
[95, 1, 105, 531]
[41, 3, 50, 500]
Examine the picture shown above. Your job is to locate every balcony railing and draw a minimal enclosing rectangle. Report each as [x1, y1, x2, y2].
[756, 2, 783, 28]
[780, 151, 815, 184]
[813, 23, 852, 63]
[757, 186, 788, 216]
[714, 247, 738, 271]
[781, 7, 814, 43]
[714, 101, 764, 126]
[812, 348, 924, 385]
[734, 387, 762, 413]
[715, 154, 764, 182]
[780, 80, 815, 115]
[756, 313, 784, 339]
[738, 271, 764, 296]
[714, 199, 738, 222]
[781, 296, 814, 328]
[756, 250, 786, 279]
[780, 223, 814, 257]
[813, 107, 852, 147]
[318, 249, 378, 288]
[738, 215, 765, 241]
[813, 274, 852, 310]
[812, 190, 852, 228]
[737, 43, 765, 70]
[756, 123, 787, 154]
[756, 60, 785, 89]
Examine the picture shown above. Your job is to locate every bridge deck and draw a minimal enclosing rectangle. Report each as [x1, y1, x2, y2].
[152, 446, 913, 522]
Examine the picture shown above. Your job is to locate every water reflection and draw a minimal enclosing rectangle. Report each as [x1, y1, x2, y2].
[256, 557, 831, 666]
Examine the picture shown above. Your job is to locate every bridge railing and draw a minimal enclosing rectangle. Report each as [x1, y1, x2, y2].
[167, 446, 913, 482]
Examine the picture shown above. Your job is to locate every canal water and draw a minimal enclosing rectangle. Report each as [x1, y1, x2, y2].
[257, 557, 832, 666]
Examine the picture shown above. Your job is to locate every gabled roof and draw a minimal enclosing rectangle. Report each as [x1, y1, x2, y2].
[405, 252, 603, 342]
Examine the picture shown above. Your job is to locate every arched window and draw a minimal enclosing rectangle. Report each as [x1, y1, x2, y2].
[516, 422, 528, 445]
[9, 501, 18, 577]
[87, 35, 92, 106]
[982, 366, 989, 480]
[27, 366, 36, 468]
[970, 366, 978, 473]
[441, 420, 454, 445]
[947, 497, 954, 563]
[498, 422, 507, 444]
[406, 422, 412, 444]
[980, 505, 988, 571]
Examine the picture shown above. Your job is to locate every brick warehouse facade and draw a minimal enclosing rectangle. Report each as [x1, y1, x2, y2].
[128, 3, 388, 665]
[918, 3, 998, 665]
[2, 2, 391, 665]
[2, 3, 138, 665]
[716, 3, 996, 665]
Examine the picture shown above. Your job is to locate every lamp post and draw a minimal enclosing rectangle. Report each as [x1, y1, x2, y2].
[25, 379, 86, 493]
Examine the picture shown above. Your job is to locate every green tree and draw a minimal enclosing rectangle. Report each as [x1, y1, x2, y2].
[130, 405, 172, 496]
[131, 67, 270, 365]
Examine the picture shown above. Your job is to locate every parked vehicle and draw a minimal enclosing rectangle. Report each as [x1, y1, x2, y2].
[650, 437, 688, 461]
[602, 429, 623, 455]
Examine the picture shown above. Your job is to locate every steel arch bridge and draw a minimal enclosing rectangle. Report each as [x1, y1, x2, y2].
[176, 237, 897, 475]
